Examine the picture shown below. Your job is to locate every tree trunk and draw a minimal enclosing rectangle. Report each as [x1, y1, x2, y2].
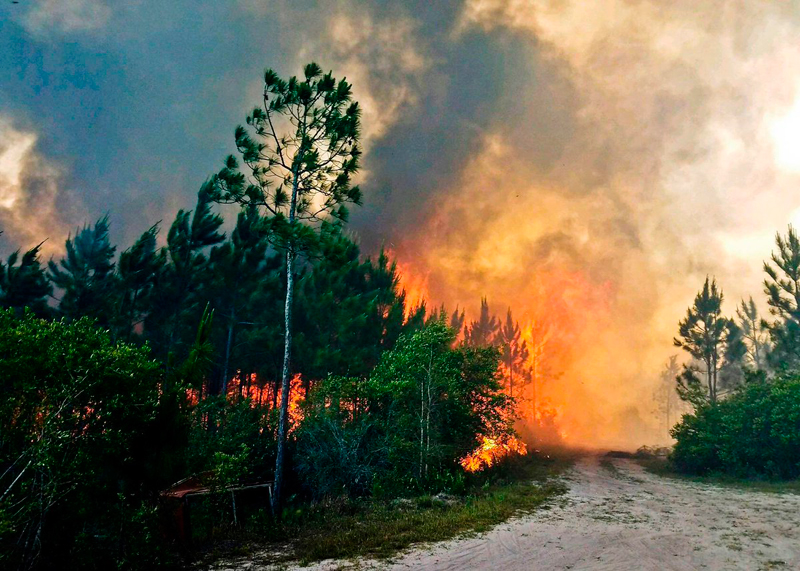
[426, 360, 432, 478]
[666, 386, 671, 432]
[532, 355, 537, 425]
[221, 316, 234, 397]
[272, 145, 302, 515]
[272, 247, 295, 515]
[706, 356, 716, 404]
[419, 372, 425, 480]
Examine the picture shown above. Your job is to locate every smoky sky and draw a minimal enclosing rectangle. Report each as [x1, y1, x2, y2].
[0, 0, 576, 253]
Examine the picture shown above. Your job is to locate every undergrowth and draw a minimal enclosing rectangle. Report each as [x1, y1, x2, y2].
[198, 451, 571, 567]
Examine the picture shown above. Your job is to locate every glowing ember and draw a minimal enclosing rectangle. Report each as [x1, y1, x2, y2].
[460, 435, 528, 472]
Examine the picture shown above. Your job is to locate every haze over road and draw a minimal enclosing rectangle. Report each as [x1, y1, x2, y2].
[279, 455, 800, 571]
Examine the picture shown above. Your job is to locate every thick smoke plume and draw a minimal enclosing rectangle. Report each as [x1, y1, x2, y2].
[384, 1, 800, 447]
[0, 118, 79, 256]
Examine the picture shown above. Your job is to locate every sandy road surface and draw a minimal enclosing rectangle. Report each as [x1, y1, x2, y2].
[370, 455, 800, 571]
[216, 455, 800, 570]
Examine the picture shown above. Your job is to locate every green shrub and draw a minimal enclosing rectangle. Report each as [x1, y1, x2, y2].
[294, 410, 382, 499]
[671, 374, 800, 478]
[0, 310, 180, 569]
[294, 322, 516, 500]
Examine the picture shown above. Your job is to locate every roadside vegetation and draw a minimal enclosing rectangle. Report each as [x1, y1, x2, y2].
[638, 455, 800, 495]
[199, 453, 569, 566]
[665, 226, 800, 483]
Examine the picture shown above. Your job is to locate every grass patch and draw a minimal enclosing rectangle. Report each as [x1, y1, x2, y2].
[637, 456, 800, 494]
[198, 452, 570, 567]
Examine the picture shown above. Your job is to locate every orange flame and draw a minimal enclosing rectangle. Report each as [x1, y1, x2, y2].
[387, 248, 429, 319]
[186, 373, 307, 430]
[460, 435, 528, 472]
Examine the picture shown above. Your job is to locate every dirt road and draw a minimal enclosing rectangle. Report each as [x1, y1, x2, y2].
[302, 455, 800, 571]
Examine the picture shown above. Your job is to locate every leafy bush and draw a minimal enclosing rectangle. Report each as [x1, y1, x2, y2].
[187, 395, 276, 482]
[294, 322, 516, 499]
[671, 374, 800, 478]
[295, 411, 382, 498]
[0, 310, 180, 569]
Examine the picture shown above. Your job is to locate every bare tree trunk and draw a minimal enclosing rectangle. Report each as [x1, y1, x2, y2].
[666, 387, 671, 432]
[532, 354, 537, 425]
[419, 376, 425, 479]
[706, 356, 716, 404]
[426, 361, 432, 478]
[272, 246, 295, 515]
[221, 316, 234, 396]
[712, 355, 718, 403]
[272, 146, 301, 514]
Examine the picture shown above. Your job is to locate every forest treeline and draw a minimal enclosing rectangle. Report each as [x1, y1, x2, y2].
[0, 64, 549, 570]
[669, 226, 800, 477]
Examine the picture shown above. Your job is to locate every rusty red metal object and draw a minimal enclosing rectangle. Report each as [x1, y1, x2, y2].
[160, 474, 273, 543]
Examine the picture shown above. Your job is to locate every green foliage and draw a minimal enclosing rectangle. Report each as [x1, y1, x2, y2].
[736, 296, 770, 371]
[674, 277, 744, 404]
[48, 216, 116, 324]
[212, 62, 362, 232]
[0, 309, 171, 569]
[187, 396, 275, 482]
[764, 226, 800, 369]
[146, 184, 225, 361]
[295, 229, 409, 380]
[294, 407, 381, 499]
[114, 224, 164, 340]
[295, 322, 516, 501]
[671, 373, 800, 478]
[764, 225, 800, 323]
[0, 243, 51, 315]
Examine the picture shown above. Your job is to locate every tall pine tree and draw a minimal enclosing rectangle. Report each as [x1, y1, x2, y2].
[147, 183, 225, 362]
[0, 242, 51, 315]
[114, 224, 164, 340]
[763, 226, 800, 370]
[211, 63, 362, 513]
[48, 216, 116, 325]
[674, 277, 742, 404]
[465, 297, 499, 347]
[497, 308, 529, 399]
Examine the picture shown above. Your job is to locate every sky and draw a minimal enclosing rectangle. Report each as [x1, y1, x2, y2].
[3, 0, 800, 446]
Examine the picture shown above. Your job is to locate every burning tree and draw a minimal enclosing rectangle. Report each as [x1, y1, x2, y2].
[464, 297, 499, 347]
[211, 62, 362, 513]
[497, 308, 529, 399]
[523, 319, 552, 424]
[368, 322, 515, 482]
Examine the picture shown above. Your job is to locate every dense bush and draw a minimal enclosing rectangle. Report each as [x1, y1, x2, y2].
[671, 374, 800, 478]
[0, 309, 184, 569]
[294, 322, 515, 499]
